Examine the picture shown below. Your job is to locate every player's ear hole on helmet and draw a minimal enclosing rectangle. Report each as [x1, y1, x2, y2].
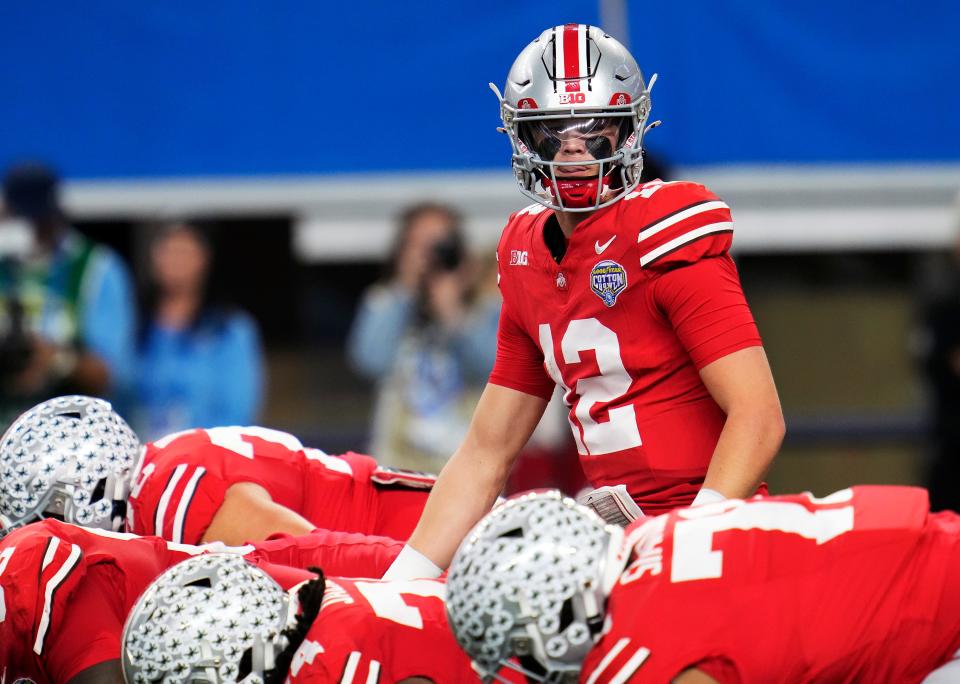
[501, 527, 524, 538]
[264, 568, 327, 684]
[558, 597, 576, 633]
[517, 654, 548, 681]
[238, 649, 254, 680]
[85, 475, 128, 524]
[90, 477, 106, 502]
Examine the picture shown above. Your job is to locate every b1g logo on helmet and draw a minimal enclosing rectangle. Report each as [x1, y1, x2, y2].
[590, 260, 627, 306]
[558, 92, 586, 105]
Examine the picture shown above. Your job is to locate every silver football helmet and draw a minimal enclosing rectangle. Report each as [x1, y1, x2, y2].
[0, 395, 140, 536]
[446, 490, 625, 683]
[492, 24, 659, 212]
[122, 553, 291, 684]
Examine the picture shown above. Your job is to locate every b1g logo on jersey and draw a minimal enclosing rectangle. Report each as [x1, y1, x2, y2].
[510, 250, 529, 266]
[590, 260, 628, 306]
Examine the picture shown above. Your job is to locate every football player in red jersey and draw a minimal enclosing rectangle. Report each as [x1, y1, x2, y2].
[126, 425, 435, 545]
[0, 396, 434, 547]
[121, 554, 525, 684]
[0, 518, 403, 684]
[387, 25, 784, 580]
[446, 489, 960, 683]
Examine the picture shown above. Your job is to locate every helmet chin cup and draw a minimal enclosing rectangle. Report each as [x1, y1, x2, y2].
[545, 177, 602, 209]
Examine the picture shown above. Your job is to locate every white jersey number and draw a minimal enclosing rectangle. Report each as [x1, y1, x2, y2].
[205, 426, 304, 458]
[540, 319, 642, 455]
[353, 578, 446, 629]
[670, 492, 855, 583]
[153, 426, 305, 459]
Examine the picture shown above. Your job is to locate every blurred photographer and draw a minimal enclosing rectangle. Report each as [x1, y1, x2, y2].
[0, 162, 136, 424]
[347, 202, 499, 472]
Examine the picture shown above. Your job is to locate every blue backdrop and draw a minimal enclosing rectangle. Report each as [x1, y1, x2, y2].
[1, 1, 957, 178]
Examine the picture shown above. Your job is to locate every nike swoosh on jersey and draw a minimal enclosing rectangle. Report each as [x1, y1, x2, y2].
[595, 236, 616, 254]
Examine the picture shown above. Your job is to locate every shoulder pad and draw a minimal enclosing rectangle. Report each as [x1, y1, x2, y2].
[497, 203, 547, 271]
[501, 203, 548, 238]
[629, 181, 734, 271]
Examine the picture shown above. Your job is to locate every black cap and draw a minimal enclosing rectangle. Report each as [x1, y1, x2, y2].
[2, 162, 61, 219]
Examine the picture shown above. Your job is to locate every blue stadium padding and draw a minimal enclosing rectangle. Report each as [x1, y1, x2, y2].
[0, 1, 957, 178]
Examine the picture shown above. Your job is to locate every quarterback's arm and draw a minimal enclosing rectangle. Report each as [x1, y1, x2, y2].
[201, 482, 316, 546]
[673, 669, 721, 684]
[699, 346, 784, 499]
[394, 383, 548, 572]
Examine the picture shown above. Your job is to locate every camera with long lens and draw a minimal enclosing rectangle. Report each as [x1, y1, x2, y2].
[431, 234, 465, 272]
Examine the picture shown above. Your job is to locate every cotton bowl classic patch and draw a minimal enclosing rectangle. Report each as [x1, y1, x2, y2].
[591, 260, 627, 306]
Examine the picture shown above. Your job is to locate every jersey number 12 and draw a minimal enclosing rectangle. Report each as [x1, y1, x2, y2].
[539, 318, 642, 455]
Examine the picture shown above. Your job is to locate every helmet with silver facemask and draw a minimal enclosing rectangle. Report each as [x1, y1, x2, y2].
[0, 395, 140, 536]
[445, 490, 625, 683]
[122, 553, 293, 684]
[491, 24, 659, 212]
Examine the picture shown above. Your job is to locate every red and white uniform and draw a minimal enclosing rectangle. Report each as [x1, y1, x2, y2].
[0, 519, 332, 683]
[285, 577, 523, 683]
[490, 180, 762, 514]
[126, 426, 434, 544]
[582, 486, 960, 683]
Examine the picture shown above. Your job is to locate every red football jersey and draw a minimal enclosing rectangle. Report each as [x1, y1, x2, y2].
[581, 486, 960, 683]
[490, 180, 762, 514]
[284, 577, 523, 683]
[126, 426, 433, 544]
[0, 519, 318, 684]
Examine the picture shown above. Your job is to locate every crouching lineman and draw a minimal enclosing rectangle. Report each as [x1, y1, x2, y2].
[446, 488, 960, 683]
[0, 396, 434, 547]
[121, 553, 526, 684]
[0, 517, 400, 684]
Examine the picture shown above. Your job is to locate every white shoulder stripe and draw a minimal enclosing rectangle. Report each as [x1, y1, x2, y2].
[610, 648, 650, 684]
[518, 202, 549, 216]
[40, 535, 60, 571]
[365, 660, 381, 684]
[340, 651, 362, 684]
[34, 541, 82, 655]
[638, 200, 730, 242]
[171, 466, 206, 543]
[609, 647, 651, 684]
[154, 464, 188, 537]
[640, 222, 734, 267]
[585, 637, 631, 684]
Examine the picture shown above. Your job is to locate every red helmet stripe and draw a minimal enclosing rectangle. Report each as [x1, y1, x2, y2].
[562, 23, 581, 81]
